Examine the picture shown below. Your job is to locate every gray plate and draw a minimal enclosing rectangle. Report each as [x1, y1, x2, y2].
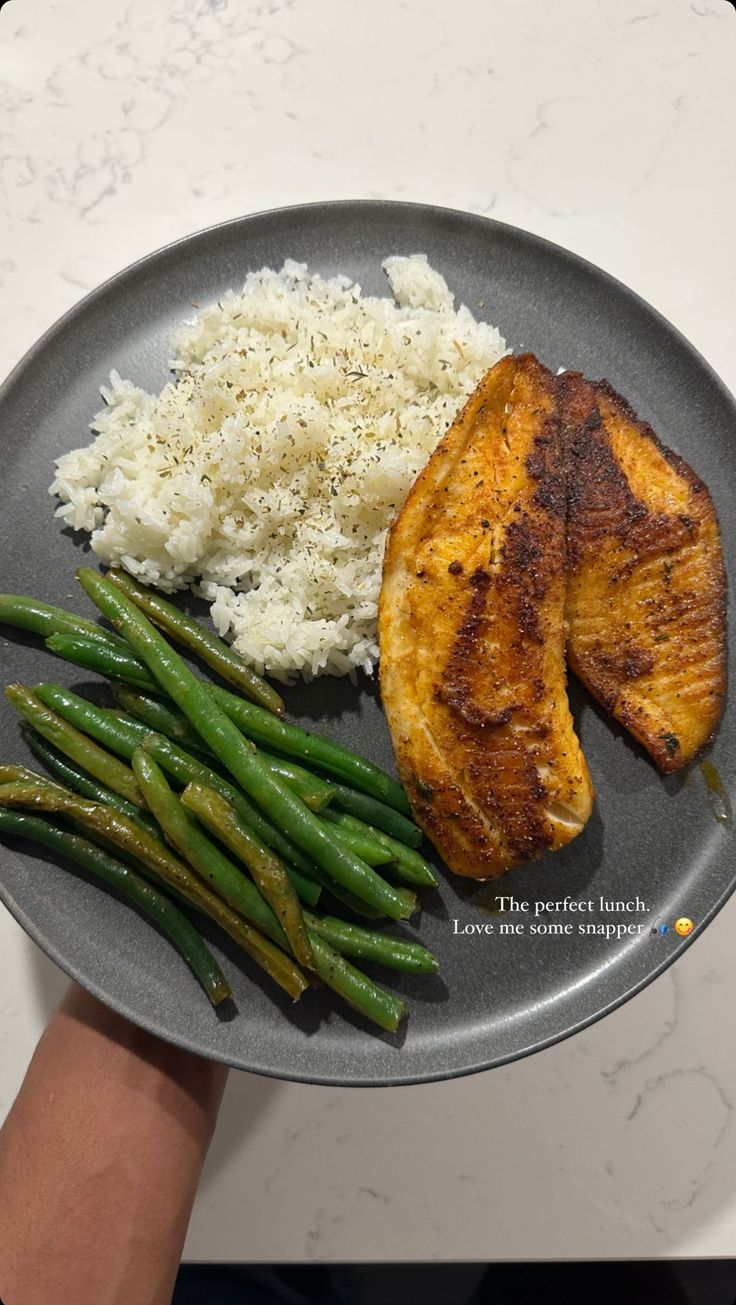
[0, 201, 733, 1086]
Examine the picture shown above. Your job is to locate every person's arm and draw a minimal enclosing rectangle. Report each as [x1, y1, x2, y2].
[0, 982, 228, 1305]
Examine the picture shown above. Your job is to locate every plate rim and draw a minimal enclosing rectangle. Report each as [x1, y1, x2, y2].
[3, 198, 736, 419]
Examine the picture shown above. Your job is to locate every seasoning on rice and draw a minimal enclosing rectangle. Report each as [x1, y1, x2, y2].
[50, 256, 506, 680]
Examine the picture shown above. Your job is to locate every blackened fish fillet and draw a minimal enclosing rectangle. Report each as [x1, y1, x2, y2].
[379, 354, 594, 879]
[558, 371, 726, 772]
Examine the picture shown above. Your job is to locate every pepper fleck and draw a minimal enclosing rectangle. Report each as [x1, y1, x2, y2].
[660, 732, 680, 757]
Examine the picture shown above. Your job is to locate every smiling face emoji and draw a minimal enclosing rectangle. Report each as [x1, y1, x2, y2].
[675, 917, 694, 937]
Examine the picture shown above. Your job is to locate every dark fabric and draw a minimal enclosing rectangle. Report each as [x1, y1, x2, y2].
[172, 1260, 736, 1305]
[471, 1260, 734, 1305]
[172, 1264, 358, 1305]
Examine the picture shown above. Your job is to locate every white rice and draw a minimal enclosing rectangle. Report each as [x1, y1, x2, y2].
[50, 256, 506, 680]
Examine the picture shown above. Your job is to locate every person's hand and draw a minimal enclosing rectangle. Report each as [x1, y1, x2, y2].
[0, 982, 229, 1305]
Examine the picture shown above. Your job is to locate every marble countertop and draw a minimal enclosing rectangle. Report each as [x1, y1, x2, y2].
[2, 0, 736, 1262]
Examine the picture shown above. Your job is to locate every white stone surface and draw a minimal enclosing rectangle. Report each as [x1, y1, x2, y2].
[1, 0, 735, 1262]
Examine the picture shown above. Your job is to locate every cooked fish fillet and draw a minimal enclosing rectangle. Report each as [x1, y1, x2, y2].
[558, 371, 727, 773]
[379, 354, 594, 880]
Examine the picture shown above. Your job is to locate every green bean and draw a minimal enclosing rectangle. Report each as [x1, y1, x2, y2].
[0, 780, 405, 1030]
[5, 685, 145, 808]
[41, 617, 415, 833]
[306, 934, 406, 1033]
[139, 734, 320, 892]
[257, 752, 335, 809]
[247, 748, 424, 850]
[123, 699, 339, 816]
[271, 858, 387, 919]
[327, 782, 423, 848]
[46, 632, 160, 691]
[181, 783, 407, 1029]
[207, 685, 411, 814]
[224, 749, 333, 813]
[0, 763, 57, 787]
[321, 810, 438, 889]
[0, 807, 231, 1007]
[107, 570, 285, 715]
[137, 735, 321, 907]
[173, 747, 408, 911]
[77, 570, 417, 921]
[229, 841, 379, 917]
[266, 868, 318, 908]
[322, 884, 387, 919]
[131, 751, 304, 954]
[0, 761, 164, 877]
[42, 613, 409, 815]
[34, 683, 157, 756]
[0, 594, 126, 648]
[23, 728, 160, 838]
[304, 913, 438, 975]
[115, 690, 332, 813]
[278, 872, 320, 908]
[111, 685, 213, 753]
[180, 783, 313, 971]
[318, 818, 394, 866]
[31, 684, 319, 894]
[31, 685, 321, 904]
[0, 780, 307, 1002]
